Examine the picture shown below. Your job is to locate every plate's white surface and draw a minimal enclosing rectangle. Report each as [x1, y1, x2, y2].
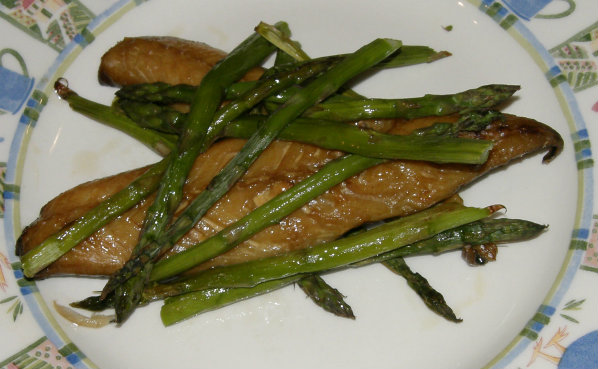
[1, 1, 596, 368]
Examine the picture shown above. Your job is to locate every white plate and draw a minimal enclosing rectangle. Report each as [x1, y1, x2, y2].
[1, 1, 596, 368]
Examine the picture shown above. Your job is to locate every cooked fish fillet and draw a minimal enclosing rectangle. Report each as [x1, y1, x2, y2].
[98, 36, 263, 86]
[16, 114, 563, 278]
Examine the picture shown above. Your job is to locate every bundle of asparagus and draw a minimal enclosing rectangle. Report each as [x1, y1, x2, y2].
[17, 21, 562, 327]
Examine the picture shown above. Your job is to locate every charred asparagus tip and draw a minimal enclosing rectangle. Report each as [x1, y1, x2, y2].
[487, 204, 506, 214]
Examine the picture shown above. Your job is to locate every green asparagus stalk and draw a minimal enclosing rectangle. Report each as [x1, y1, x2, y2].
[157, 273, 358, 323]
[254, 22, 451, 97]
[54, 79, 177, 156]
[71, 217, 545, 314]
[226, 116, 493, 164]
[115, 105, 493, 164]
[51, 87, 498, 165]
[114, 78, 287, 106]
[110, 26, 283, 323]
[115, 82, 196, 105]
[159, 202, 496, 290]
[117, 84, 519, 132]
[127, 30, 279, 257]
[20, 158, 170, 278]
[297, 274, 355, 319]
[265, 85, 518, 120]
[158, 276, 300, 324]
[301, 85, 519, 121]
[157, 202, 496, 325]
[115, 99, 184, 134]
[148, 154, 383, 282]
[114, 80, 284, 106]
[359, 217, 547, 263]
[380, 45, 451, 68]
[413, 111, 506, 137]
[274, 46, 299, 66]
[382, 257, 461, 322]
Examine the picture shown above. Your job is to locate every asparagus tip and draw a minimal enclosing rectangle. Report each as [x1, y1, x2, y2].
[487, 204, 506, 215]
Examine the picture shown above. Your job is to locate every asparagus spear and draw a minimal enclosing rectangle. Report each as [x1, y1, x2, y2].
[296, 214, 547, 321]
[20, 158, 170, 277]
[54, 79, 177, 156]
[302, 85, 519, 121]
[52, 81, 504, 166]
[146, 154, 380, 283]
[157, 202, 496, 325]
[229, 117, 492, 164]
[115, 82, 197, 105]
[254, 21, 451, 100]
[115, 99, 184, 134]
[159, 202, 497, 290]
[117, 84, 519, 131]
[417, 111, 505, 136]
[382, 257, 461, 323]
[375, 218, 546, 260]
[71, 217, 545, 314]
[159, 277, 300, 325]
[115, 105, 494, 164]
[126, 29, 279, 255]
[297, 274, 355, 319]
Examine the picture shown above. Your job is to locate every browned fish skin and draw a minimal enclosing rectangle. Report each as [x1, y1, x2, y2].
[17, 114, 563, 278]
[98, 36, 263, 86]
